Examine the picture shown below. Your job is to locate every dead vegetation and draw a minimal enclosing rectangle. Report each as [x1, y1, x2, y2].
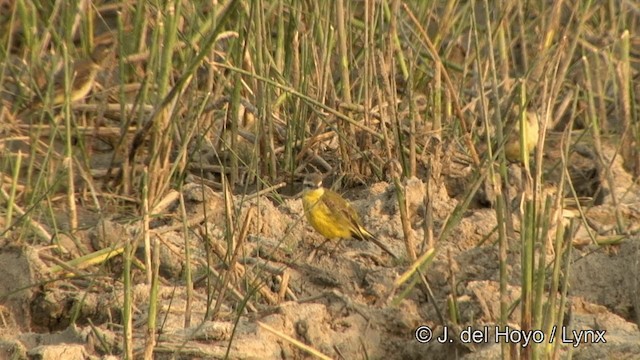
[1, 0, 640, 359]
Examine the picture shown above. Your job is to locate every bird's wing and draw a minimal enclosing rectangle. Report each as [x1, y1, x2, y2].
[322, 190, 398, 259]
[322, 192, 362, 227]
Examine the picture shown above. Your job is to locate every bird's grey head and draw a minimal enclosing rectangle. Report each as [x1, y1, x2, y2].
[303, 173, 323, 190]
[90, 43, 113, 64]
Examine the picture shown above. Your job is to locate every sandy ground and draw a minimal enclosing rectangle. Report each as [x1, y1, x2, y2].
[1, 135, 640, 360]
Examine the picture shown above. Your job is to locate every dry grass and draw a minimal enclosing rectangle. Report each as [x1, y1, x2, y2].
[1, 0, 639, 358]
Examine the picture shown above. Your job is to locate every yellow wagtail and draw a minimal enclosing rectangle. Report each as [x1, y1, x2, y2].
[302, 173, 398, 259]
[504, 111, 540, 163]
[24, 43, 112, 111]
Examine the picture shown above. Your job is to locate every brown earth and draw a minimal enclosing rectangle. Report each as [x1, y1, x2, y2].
[1, 134, 640, 360]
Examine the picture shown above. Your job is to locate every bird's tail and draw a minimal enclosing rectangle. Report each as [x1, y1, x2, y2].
[354, 226, 398, 259]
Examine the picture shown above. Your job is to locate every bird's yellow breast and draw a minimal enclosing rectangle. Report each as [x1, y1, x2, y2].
[51, 63, 99, 105]
[302, 187, 352, 239]
[505, 112, 540, 162]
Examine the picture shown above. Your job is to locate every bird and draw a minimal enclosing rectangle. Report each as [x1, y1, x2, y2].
[22, 43, 112, 113]
[301, 173, 399, 259]
[504, 111, 540, 163]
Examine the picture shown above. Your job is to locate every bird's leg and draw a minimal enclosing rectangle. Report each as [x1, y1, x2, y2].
[327, 238, 344, 257]
[306, 238, 330, 262]
[307, 238, 342, 261]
